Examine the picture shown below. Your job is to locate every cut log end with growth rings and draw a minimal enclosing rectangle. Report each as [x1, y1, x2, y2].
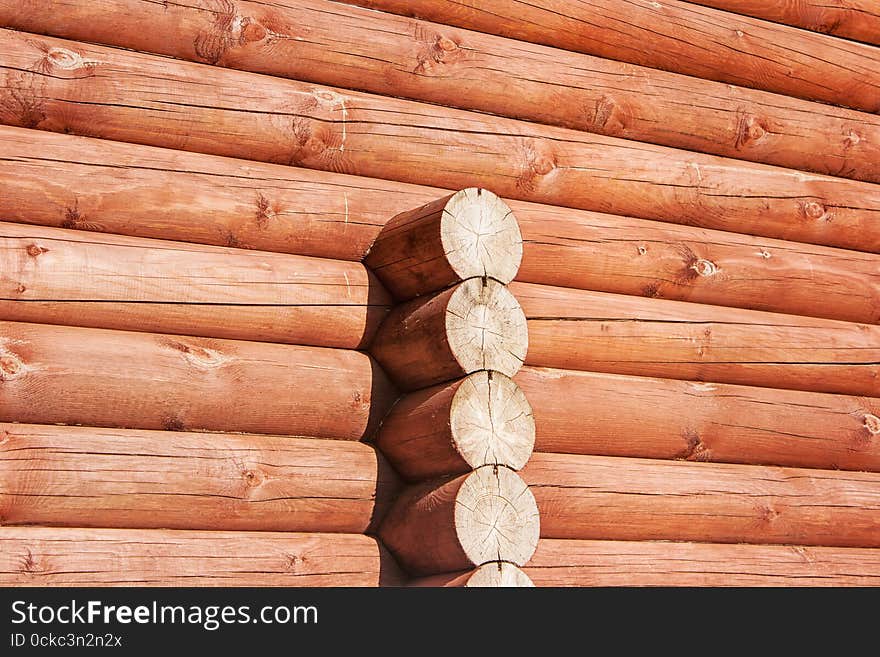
[409, 562, 535, 587]
[370, 278, 528, 390]
[366, 188, 522, 300]
[380, 465, 540, 576]
[377, 370, 535, 480]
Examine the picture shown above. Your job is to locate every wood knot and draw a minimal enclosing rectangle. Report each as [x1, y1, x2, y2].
[240, 18, 267, 43]
[0, 353, 24, 380]
[255, 193, 276, 228]
[26, 243, 47, 257]
[864, 414, 880, 436]
[637, 245, 647, 255]
[801, 201, 832, 221]
[690, 258, 717, 277]
[758, 249, 771, 259]
[15, 284, 26, 294]
[735, 113, 767, 149]
[45, 47, 98, 71]
[436, 35, 457, 52]
[844, 130, 861, 148]
[162, 416, 186, 431]
[591, 95, 629, 134]
[19, 549, 40, 574]
[242, 468, 264, 488]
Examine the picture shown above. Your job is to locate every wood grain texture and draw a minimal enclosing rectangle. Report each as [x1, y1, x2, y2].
[344, 0, 880, 112]
[0, 222, 390, 348]
[2, 0, 878, 182]
[377, 371, 535, 481]
[370, 279, 527, 391]
[513, 282, 880, 396]
[2, 128, 877, 324]
[0, 526, 403, 586]
[0, 321, 396, 439]
[0, 423, 400, 533]
[2, 33, 879, 252]
[686, 0, 880, 46]
[516, 367, 880, 472]
[522, 452, 880, 547]
[525, 538, 880, 586]
[366, 188, 521, 300]
[409, 562, 534, 587]
[380, 466, 540, 576]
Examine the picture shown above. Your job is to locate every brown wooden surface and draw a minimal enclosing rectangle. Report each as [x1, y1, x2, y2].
[2, 33, 879, 252]
[2, 127, 877, 323]
[514, 282, 880, 396]
[0, 526, 403, 586]
[0, 222, 389, 348]
[0, 423, 400, 533]
[370, 279, 527, 391]
[686, 0, 880, 46]
[366, 188, 521, 300]
[522, 453, 880, 547]
[344, 0, 880, 112]
[2, 0, 878, 182]
[516, 367, 880, 472]
[525, 538, 880, 586]
[380, 466, 540, 576]
[377, 371, 535, 481]
[0, 321, 396, 439]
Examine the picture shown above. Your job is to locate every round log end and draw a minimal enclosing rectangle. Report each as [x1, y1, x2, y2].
[454, 465, 540, 567]
[451, 371, 535, 471]
[446, 278, 528, 379]
[465, 562, 535, 587]
[441, 188, 522, 285]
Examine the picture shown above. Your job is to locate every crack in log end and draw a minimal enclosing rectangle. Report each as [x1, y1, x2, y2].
[0, 351, 25, 381]
[865, 414, 880, 436]
[734, 111, 768, 150]
[679, 428, 710, 461]
[800, 201, 833, 222]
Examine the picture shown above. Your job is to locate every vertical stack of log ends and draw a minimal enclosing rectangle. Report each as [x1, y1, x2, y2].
[366, 188, 539, 586]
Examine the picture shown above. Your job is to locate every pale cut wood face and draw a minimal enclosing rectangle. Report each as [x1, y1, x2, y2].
[445, 277, 528, 379]
[454, 465, 540, 567]
[466, 562, 535, 587]
[450, 370, 535, 472]
[441, 187, 522, 285]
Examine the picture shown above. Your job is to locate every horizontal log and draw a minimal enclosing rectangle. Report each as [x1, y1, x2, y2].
[0, 423, 400, 533]
[409, 563, 534, 587]
[0, 222, 390, 348]
[522, 453, 880, 547]
[366, 188, 521, 300]
[3, 0, 878, 183]
[2, 34, 880, 253]
[513, 282, 880, 396]
[0, 526, 403, 586]
[516, 367, 880, 472]
[370, 279, 527, 391]
[377, 371, 535, 481]
[344, 0, 880, 113]
[0, 321, 396, 439]
[686, 1, 880, 47]
[525, 539, 880, 586]
[380, 466, 540, 575]
[2, 128, 878, 324]
[516, 208, 880, 324]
